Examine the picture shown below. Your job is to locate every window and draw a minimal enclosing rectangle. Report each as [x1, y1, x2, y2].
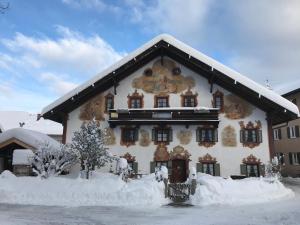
[213, 90, 224, 112]
[196, 128, 218, 143]
[240, 129, 262, 144]
[105, 93, 114, 113]
[246, 164, 260, 177]
[152, 127, 172, 144]
[181, 90, 198, 107]
[273, 128, 281, 140]
[289, 153, 300, 165]
[154, 95, 169, 108]
[128, 90, 144, 108]
[202, 163, 215, 176]
[287, 126, 299, 139]
[276, 153, 285, 165]
[121, 127, 138, 146]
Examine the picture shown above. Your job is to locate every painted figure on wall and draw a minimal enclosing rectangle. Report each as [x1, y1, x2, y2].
[224, 94, 253, 119]
[79, 94, 105, 121]
[222, 125, 237, 147]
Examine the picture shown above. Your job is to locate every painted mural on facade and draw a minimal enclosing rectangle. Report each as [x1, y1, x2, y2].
[222, 125, 237, 147]
[224, 94, 253, 119]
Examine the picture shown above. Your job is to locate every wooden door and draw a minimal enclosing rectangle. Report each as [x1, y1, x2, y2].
[171, 159, 187, 183]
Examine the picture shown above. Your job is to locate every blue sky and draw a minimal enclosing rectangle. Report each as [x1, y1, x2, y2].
[1, 0, 300, 112]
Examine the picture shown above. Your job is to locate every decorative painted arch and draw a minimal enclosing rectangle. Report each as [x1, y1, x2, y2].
[198, 153, 217, 163]
[121, 152, 136, 162]
[169, 145, 191, 160]
[154, 143, 170, 161]
[242, 154, 261, 165]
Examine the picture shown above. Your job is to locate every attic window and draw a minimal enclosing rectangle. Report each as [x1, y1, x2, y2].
[105, 93, 114, 113]
[172, 67, 181, 75]
[154, 95, 169, 108]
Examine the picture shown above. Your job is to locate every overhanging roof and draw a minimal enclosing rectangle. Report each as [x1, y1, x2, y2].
[41, 34, 299, 125]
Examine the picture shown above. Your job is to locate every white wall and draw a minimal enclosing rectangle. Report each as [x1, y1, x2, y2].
[66, 57, 270, 177]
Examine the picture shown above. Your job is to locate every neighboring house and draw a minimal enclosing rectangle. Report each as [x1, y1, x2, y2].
[273, 88, 300, 177]
[0, 128, 60, 174]
[0, 111, 63, 143]
[40, 34, 299, 182]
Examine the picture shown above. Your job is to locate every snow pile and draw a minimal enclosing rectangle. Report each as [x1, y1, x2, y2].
[12, 149, 34, 165]
[190, 173, 294, 206]
[0, 171, 168, 207]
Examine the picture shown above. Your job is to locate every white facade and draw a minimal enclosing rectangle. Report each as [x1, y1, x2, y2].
[65, 57, 270, 177]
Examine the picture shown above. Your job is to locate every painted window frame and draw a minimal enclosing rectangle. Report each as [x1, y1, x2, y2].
[212, 90, 224, 112]
[154, 95, 169, 108]
[104, 93, 114, 113]
[152, 127, 173, 145]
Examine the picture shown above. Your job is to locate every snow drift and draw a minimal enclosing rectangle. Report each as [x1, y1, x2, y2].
[190, 173, 294, 206]
[0, 171, 168, 207]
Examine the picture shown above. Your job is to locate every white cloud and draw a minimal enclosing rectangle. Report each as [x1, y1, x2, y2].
[0, 26, 124, 112]
[62, 0, 121, 13]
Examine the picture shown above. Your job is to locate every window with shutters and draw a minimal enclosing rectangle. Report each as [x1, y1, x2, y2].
[239, 121, 262, 148]
[202, 163, 215, 176]
[287, 126, 299, 139]
[104, 93, 114, 113]
[212, 90, 224, 112]
[241, 154, 263, 177]
[289, 153, 300, 165]
[197, 153, 220, 176]
[127, 90, 144, 108]
[152, 127, 172, 144]
[273, 128, 281, 140]
[196, 127, 218, 147]
[246, 164, 260, 177]
[121, 127, 138, 147]
[154, 95, 169, 108]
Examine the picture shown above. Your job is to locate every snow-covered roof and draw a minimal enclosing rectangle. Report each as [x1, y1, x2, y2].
[41, 34, 299, 117]
[0, 111, 62, 135]
[0, 128, 60, 150]
[12, 149, 34, 165]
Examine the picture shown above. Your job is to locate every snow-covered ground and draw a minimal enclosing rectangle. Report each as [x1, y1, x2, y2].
[0, 172, 299, 225]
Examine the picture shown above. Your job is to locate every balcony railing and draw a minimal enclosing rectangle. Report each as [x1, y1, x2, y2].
[108, 107, 219, 127]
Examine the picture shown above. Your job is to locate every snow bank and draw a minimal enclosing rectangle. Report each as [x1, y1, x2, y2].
[0, 171, 168, 207]
[190, 173, 294, 206]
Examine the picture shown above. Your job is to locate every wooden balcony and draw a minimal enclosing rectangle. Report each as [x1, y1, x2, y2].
[108, 107, 219, 127]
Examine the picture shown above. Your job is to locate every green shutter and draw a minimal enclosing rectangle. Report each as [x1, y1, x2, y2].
[258, 130, 262, 143]
[289, 153, 293, 165]
[278, 129, 282, 139]
[168, 160, 172, 175]
[214, 163, 220, 176]
[295, 126, 300, 137]
[259, 164, 265, 177]
[214, 129, 218, 142]
[196, 128, 200, 142]
[150, 161, 156, 173]
[240, 130, 244, 143]
[132, 162, 138, 174]
[152, 129, 156, 141]
[196, 162, 202, 173]
[134, 128, 139, 141]
[240, 164, 247, 176]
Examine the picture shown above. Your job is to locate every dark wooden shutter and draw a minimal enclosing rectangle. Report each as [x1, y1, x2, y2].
[134, 128, 139, 141]
[168, 128, 173, 142]
[287, 127, 291, 139]
[150, 161, 156, 173]
[259, 164, 265, 177]
[240, 130, 245, 143]
[289, 153, 293, 165]
[295, 126, 300, 137]
[214, 129, 218, 142]
[240, 164, 247, 176]
[168, 160, 172, 175]
[297, 153, 300, 164]
[196, 162, 202, 173]
[278, 129, 282, 139]
[196, 128, 200, 142]
[258, 130, 262, 143]
[132, 162, 138, 174]
[214, 163, 220, 176]
[152, 129, 156, 141]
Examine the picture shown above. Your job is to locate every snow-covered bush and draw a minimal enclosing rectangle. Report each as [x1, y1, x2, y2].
[265, 157, 282, 181]
[31, 142, 77, 178]
[155, 166, 168, 182]
[116, 158, 132, 181]
[71, 119, 114, 179]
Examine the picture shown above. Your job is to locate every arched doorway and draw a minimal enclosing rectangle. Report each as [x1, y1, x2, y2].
[169, 146, 190, 183]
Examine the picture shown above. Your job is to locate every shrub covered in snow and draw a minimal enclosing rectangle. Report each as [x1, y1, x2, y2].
[31, 142, 77, 178]
[116, 158, 132, 181]
[265, 157, 282, 181]
[71, 119, 114, 179]
[155, 165, 168, 182]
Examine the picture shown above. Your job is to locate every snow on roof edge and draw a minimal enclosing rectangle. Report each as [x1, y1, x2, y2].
[41, 34, 299, 117]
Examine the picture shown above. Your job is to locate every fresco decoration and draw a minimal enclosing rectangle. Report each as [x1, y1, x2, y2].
[239, 120, 262, 148]
[242, 154, 261, 165]
[79, 93, 105, 121]
[104, 127, 116, 145]
[154, 143, 170, 161]
[121, 152, 136, 162]
[139, 129, 150, 147]
[198, 153, 217, 163]
[177, 130, 192, 145]
[222, 125, 237, 147]
[239, 120, 262, 130]
[132, 58, 195, 94]
[169, 145, 191, 160]
[224, 94, 253, 119]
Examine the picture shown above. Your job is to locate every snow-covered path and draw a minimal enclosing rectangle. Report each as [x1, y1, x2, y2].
[0, 181, 300, 225]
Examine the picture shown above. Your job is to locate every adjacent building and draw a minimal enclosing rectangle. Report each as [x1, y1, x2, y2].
[273, 88, 300, 177]
[41, 34, 299, 182]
